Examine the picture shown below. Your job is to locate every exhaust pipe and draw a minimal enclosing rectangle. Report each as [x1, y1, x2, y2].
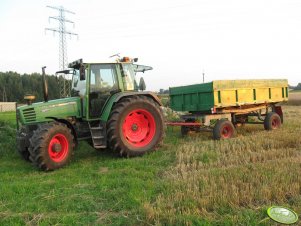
[42, 66, 48, 102]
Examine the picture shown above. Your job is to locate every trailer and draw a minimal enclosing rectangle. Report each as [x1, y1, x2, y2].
[167, 79, 288, 139]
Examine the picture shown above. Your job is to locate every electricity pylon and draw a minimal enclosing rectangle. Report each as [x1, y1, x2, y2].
[45, 5, 78, 98]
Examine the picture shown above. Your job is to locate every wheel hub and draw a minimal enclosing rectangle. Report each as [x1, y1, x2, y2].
[48, 134, 69, 162]
[272, 118, 280, 128]
[52, 143, 62, 153]
[131, 123, 138, 131]
[223, 128, 229, 135]
[221, 125, 233, 138]
[122, 109, 156, 148]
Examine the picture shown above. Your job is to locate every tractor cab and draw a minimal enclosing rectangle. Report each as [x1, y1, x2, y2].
[67, 57, 152, 119]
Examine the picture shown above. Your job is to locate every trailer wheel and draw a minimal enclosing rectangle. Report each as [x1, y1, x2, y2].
[264, 112, 281, 130]
[213, 119, 235, 140]
[107, 96, 164, 157]
[28, 122, 74, 171]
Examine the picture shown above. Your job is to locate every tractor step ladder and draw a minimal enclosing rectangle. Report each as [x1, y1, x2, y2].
[88, 121, 107, 149]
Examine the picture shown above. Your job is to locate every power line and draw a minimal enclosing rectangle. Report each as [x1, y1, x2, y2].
[79, 26, 207, 41]
[45, 5, 78, 98]
[80, 1, 199, 20]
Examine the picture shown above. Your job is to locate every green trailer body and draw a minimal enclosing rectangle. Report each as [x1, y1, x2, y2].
[169, 79, 288, 113]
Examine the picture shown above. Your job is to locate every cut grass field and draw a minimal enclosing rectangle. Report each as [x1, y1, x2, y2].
[0, 104, 300, 225]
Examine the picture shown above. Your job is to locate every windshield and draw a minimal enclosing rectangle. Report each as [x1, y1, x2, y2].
[71, 69, 86, 97]
[121, 64, 153, 91]
[122, 64, 136, 91]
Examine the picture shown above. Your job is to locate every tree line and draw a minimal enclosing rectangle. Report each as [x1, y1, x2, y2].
[289, 83, 301, 91]
[0, 71, 64, 103]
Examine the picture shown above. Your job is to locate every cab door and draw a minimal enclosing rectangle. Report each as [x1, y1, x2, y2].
[89, 64, 119, 118]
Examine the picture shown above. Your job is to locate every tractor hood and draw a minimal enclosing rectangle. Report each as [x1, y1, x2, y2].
[17, 97, 82, 125]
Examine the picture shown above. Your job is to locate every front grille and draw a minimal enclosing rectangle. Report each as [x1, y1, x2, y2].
[23, 108, 36, 122]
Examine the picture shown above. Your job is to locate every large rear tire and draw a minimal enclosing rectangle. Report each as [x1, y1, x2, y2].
[29, 122, 74, 171]
[107, 96, 165, 157]
[264, 112, 281, 130]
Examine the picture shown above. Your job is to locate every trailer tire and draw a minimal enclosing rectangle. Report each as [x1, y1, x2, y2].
[264, 112, 281, 130]
[107, 96, 165, 157]
[213, 119, 235, 140]
[29, 122, 74, 171]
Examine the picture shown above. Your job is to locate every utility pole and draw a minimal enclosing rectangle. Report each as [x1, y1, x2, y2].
[45, 6, 78, 98]
[202, 70, 205, 83]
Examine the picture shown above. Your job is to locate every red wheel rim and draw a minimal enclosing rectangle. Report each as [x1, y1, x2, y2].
[271, 117, 280, 129]
[122, 109, 156, 148]
[221, 124, 233, 138]
[48, 134, 69, 162]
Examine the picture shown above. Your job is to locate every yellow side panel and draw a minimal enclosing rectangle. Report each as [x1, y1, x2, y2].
[237, 89, 253, 104]
[271, 88, 282, 100]
[220, 90, 236, 105]
[213, 91, 218, 104]
[213, 79, 288, 107]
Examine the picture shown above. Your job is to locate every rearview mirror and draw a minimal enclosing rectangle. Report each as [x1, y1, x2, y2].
[80, 65, 86, 80]
[139, 77, 146, 91]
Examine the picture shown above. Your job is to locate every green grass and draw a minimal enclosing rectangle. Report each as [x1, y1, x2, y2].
[0, 107, 301, 225]
[0, 111, 16, 124]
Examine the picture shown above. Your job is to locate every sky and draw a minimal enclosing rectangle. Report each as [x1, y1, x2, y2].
[0, 0, 301, 91]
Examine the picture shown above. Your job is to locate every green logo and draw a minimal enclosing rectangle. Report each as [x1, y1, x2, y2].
[267, 206, 299, 224]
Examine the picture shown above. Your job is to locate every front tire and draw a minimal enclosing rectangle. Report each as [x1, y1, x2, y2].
[107, 96, 164, 157]
[29, 122, 74, 171]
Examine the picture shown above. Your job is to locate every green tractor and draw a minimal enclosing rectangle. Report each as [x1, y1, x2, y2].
[16, 57, 165, 171]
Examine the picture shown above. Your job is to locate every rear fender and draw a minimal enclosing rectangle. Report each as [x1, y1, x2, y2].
[100, 92, 162, 122]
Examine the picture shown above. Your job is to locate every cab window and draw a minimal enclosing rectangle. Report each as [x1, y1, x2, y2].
[71, 69, 86, 97]
[89, 64, 118, 117]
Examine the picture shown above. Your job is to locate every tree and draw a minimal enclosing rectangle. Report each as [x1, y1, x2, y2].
[296, 83, 301, 90]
